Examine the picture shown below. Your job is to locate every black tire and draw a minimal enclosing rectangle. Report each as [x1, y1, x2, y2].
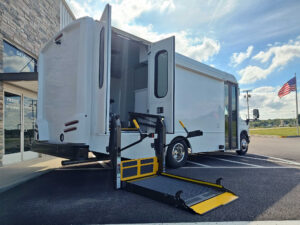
[166, 140, 188, 168]
[236, 133, 249, 155]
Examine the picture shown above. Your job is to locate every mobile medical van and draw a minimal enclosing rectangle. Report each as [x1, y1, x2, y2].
[34, 4, 249, 168]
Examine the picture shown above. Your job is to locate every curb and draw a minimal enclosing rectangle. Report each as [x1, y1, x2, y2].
[279, 136, 300, 138]
[251, 135, 300, 138]
[0, 169, 52, 194]
[115, 220, 300, 225]
[250, 135, 280, 138]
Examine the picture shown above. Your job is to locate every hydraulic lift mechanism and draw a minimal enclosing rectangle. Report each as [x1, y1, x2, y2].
[107, 113, 238, 215]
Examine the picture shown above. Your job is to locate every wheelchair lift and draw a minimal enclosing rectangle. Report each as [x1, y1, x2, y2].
[107, 113, 238, 215]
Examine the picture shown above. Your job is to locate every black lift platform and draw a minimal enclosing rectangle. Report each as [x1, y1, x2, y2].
[108, 113, 238, 215]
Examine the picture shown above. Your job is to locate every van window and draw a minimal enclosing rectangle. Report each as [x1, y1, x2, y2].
[155, 50, 168, 98]
[99, 28, 105, 88]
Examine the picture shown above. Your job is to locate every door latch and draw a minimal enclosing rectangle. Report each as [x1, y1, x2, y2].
[157, 107, 164, 114]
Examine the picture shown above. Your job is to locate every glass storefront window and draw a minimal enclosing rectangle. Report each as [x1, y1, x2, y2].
[4, 93, 37, 156]
[4, 92, 21, 155]
[24, 97, 37, 151]
[3, 40, 37, 73]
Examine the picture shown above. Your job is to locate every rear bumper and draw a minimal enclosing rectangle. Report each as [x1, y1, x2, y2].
[31, 141, 89, 160]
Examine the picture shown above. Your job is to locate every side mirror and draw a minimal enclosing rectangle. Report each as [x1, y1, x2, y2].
[246, 119, 250, 125]
[253, 109, 259, 120]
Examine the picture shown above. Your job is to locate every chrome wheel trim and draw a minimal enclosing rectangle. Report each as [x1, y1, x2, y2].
[241, 138, 248, 151]
[172, 143, 185, 162]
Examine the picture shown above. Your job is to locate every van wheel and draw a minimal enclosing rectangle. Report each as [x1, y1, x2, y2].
[236, 134, 248, 155]
[166, 140, 188, 168]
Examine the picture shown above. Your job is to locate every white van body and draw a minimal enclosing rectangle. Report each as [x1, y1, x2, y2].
[37, 5, 249, 162]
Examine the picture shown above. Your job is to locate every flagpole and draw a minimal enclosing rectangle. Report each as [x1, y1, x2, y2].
[295, 73, 299, 136]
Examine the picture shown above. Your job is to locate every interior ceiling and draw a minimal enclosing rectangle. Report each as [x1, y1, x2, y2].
[7, 81, 38, 93]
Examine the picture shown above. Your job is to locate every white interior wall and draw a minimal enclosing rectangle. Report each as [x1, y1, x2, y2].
[110, 33, 148, 127]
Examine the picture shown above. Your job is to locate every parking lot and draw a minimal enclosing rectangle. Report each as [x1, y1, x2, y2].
[0, 136, 300, 224]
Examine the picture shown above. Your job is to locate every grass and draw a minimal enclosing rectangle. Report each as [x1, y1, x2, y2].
[250, 127, 299, 136]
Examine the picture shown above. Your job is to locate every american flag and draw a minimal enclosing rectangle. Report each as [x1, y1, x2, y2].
[278, 77, 296, 98]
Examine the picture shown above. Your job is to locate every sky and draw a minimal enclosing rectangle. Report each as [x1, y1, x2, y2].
[66, 0, 300, 120]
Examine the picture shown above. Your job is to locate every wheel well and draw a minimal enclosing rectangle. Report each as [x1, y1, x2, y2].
[170, 136, 191, 149]
[240, 130, 249, 143]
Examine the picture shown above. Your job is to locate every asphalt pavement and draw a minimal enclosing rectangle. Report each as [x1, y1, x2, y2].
[249, 136, 300, 162]
[0, 136, 299, 224]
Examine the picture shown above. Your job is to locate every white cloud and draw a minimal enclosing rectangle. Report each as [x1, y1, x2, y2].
[66, 0, 221, 62]
[67, 0, 92, 18]
[239, 65, 272, 85]
[230, 45, 253, 67]
[239, 38, 300, 84]
[239, 86, 299, 119]
[109, 0, 175, 28]
[175, 33, 220, 62]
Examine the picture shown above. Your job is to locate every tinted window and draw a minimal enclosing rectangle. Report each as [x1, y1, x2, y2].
[231, 85, 238, 149]
[155, 50, 168, 98]
[3, 41, 37, 73]
[99, 28, 105, 88]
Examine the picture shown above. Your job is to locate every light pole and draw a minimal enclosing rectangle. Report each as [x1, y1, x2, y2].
[243, 90, 252, 120]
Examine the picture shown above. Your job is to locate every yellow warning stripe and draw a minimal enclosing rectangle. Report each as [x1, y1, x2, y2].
[190, 192, 238, 215]
[161, 173, 223, 188]
[121, 157, 155, 164]
[122, 162, 155, 169]
[121, 172, 157, 181]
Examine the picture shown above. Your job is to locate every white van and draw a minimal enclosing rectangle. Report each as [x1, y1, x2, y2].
[35, 4, 249, 168]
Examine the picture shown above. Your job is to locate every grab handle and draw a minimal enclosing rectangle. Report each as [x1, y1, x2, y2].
[179, 120, 203, 138]
[179, 120, 189, 134]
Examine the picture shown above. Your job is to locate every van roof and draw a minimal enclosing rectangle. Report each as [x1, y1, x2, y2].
[175, 53, 237, 83]
[44, 17, 237, 84]
[112, 26, 237, 84]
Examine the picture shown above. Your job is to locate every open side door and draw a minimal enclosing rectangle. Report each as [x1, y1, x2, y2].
[148, 36, 175, 133]
[93, 4, 111, 135]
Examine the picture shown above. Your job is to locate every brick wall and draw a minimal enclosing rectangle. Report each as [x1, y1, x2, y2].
[0, 30, 3, 166]
[0, 0, 61, 57]
[0, 0, 63, 165]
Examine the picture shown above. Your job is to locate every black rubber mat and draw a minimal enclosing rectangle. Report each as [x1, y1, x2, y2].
[129, 175, 224, 206]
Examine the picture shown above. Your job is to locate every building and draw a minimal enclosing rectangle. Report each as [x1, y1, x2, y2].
[0, 0, 75, 166]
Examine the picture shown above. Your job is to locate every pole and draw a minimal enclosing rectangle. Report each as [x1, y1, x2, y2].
[247, 93, 250, 120]
[295, 73, 299, 136]
[243, 90, 251, 120]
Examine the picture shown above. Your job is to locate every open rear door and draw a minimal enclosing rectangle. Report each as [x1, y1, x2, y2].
[148, 36, 175, 133]
[93, 4, 111, 134]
